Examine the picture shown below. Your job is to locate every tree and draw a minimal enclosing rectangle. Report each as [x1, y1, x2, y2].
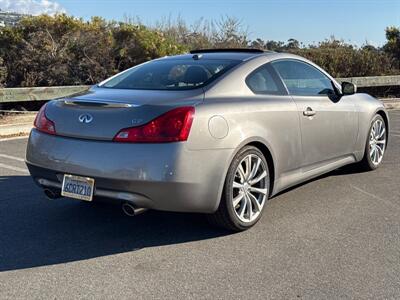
[0, 57, 6, 87]
[250, 38, 266, 50]
[0, 14, 398, 87]
[384, 26, 400, 69]
[286, 38, 300, 49]
[211, 16, 249, 48]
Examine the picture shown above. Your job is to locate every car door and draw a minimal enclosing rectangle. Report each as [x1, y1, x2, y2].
[245, 63, 303, 173]
[271, 59, 358, 168]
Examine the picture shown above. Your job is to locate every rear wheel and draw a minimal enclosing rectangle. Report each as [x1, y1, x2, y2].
[357, 114, 387, 171]
[208, 146, 270, 231]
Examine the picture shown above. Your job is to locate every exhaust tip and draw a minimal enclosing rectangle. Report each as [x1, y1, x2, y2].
[44, 188, 61, 200]
[122, 202, 148, 217]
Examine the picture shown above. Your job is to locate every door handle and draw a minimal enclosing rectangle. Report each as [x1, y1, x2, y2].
[303, 107, 316, 117]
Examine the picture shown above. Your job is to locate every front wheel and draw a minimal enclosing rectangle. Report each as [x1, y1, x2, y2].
[207, 146, 270, 231]
[357, 114, 387, 171]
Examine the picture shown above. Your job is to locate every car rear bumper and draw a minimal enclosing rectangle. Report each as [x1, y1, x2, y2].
[26, 129, 233, 213]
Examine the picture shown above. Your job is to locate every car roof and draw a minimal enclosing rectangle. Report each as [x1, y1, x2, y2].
[160, 49, 277, 61]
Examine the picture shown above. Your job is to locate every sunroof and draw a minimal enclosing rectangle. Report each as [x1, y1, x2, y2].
[190, 48, 265, 54]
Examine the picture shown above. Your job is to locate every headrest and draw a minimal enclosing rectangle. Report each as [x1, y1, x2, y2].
[184, 66, 210, 85]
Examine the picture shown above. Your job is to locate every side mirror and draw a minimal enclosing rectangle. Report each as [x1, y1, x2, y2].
[341, 81, 357, 95]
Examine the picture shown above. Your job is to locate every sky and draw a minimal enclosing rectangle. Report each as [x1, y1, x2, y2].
[0, 0, 399, 46]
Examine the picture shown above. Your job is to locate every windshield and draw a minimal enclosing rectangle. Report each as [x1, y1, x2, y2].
[100, 58, 240, 90]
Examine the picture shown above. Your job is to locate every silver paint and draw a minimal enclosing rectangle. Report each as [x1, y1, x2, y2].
[26, 52, 389, 213]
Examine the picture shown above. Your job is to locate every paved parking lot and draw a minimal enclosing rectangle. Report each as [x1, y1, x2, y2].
[0, 111, 399, 299]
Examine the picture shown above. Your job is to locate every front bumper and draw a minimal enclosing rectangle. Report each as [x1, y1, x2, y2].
[26, 129, 233, 213]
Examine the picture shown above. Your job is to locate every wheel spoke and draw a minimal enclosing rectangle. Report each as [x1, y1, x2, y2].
[378, 127, 386, 139]
[373, 147, 378, 163]
[370, 130, 375, 139]
[233, 181, 243, 189]
[233, 192, 244, 207]
[238, 198, 247, 218]
[370, 147, 376, 162]
[369, 146, 375, 157]
[376, 126, 386, 139]
[375, 121, 381, 139]
[249, 187, 268, 195]
[247, 192, 262, 212]
[248, 157, 261, 181]
[244, 155, 252, 180]
[246, 195, 253, 220]
[249, 170, 267, 185]
[376, 144, 383, 156]
[376, 139, 386, 145]
[237, 164, 246, 183]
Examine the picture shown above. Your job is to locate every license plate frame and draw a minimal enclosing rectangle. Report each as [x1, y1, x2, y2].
[61, 174, 95, 201]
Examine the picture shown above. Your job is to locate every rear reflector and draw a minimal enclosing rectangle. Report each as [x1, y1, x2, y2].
[113, 106, 195, 143]
[34, 103, 56, 135]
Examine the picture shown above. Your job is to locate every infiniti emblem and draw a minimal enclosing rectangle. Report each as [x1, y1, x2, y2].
[78, 114, 93, 124]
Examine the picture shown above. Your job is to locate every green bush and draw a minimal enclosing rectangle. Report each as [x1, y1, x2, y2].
[0, 14, 186, 87]
[0, 15, 398, 88]
[290, 39, 397, 77]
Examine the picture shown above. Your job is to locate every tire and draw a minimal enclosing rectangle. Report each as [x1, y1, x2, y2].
[207, 146, 270, 231]
[357, 114, 387, 171]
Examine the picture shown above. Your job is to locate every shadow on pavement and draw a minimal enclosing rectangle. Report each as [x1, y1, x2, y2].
[0, 176, 229, 272]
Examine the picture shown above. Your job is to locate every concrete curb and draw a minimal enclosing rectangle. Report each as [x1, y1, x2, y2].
[0, 124, 33, 137]
[0, 114, 35, 139]
[382, 99, 400, 110]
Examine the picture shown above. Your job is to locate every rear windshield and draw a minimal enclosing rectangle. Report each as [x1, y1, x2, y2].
[100, 59, 240, 90]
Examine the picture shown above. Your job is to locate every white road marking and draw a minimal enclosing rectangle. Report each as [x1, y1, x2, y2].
[0, 136, 29, 142]
[0, 162, 29, 174]
[351, 185, 400, 211]
[0, 154, 25, 162]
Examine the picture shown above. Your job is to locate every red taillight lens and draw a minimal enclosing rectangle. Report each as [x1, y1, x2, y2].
[34, 103, 56, 135]
[113, 106, 195, 143]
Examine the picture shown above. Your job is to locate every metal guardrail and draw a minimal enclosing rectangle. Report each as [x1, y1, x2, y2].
[0, 85, 89, 103]
[336, 75, 400, 87]
[0, 75, 399, 103]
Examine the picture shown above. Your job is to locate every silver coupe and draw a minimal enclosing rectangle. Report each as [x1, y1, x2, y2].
[26, 49, 389, 231]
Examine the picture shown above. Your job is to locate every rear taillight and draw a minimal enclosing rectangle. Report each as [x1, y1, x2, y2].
[34, 103, 56, 135]
[113, 106, 195, 143]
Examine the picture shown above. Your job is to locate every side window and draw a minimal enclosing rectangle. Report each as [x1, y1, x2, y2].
[246, 65, 286, 95]
[272, 60, 334, 96]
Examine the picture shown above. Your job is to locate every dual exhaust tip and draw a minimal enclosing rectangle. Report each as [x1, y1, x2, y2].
[121, 202, 148, 217]
[43, 189, 147, 217]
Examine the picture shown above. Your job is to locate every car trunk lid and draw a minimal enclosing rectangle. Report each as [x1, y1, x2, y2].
[45, 87, 204, 141]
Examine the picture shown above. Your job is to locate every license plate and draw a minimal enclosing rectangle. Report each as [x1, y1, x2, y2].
[61, 174, 95, 201]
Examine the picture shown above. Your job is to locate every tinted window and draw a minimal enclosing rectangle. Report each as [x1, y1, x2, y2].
[101, 59, 240, 90]
[272, 60, 334, 96]
[246, 65, 286, 95]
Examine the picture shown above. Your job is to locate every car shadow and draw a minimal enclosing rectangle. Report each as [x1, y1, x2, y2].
[0, 163, 378, 272]
[0, 176, 229, 272]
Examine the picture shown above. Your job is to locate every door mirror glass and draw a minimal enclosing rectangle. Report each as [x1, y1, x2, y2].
[341, 82, 357, 95]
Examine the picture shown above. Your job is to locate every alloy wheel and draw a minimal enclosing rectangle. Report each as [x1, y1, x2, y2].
[232, 154, 268, 223]
[369, 118, 386, 166]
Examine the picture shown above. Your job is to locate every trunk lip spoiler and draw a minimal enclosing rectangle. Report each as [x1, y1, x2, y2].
[62, 99, 140, 108]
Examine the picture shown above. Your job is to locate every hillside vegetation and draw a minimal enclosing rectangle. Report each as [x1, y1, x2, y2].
[0, 14, 399, 88]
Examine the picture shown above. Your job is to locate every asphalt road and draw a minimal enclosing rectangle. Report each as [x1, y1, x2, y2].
[0, 112, 399, 299]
